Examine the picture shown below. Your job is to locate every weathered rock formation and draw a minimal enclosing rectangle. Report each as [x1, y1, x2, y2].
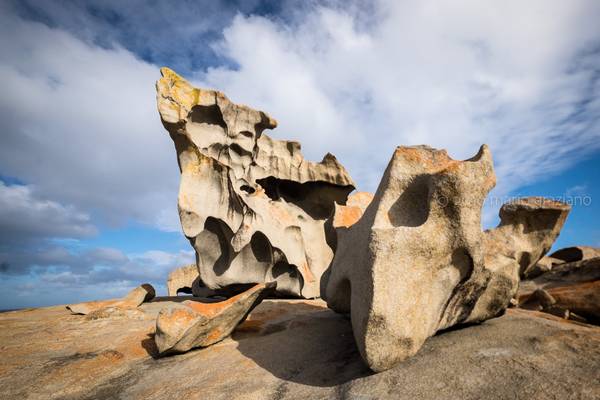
[155, 282, 276, 354]
[521, 246, 600, 279]
[550, 245, 600, 263]
[157, 68, 355, 298]
[519, 256, 600, 324]
[156, 69, 574, 371]
[167, 264, 203, 296]
[519, 283, 600, 323]
[331, 192, 373, 228]
[67, 284, 155, 315]
[472, 197, 571, 318]
[322, 146, 570, 371]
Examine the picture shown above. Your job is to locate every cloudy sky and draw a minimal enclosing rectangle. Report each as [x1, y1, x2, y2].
[1, 0, 599, 309]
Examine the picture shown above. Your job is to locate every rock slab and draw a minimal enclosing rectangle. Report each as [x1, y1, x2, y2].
[0, 300, 598, 399]
[155, 282, 276, 354]
[66, 284, 155, 315]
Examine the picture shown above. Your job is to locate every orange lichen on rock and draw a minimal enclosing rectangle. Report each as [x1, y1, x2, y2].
[332, 192, 373, 228]
[154, 282, 276, 355]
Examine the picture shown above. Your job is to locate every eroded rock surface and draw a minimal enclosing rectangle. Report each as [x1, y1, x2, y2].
[323, 146, 569, 372]
[471, 197, 571, 319]
[323, 145, 498, 371]
[1, 301, 599, 400]
[155, 282, 276, 354]
[157, 68, 355, 298]
[67, 284, 155, 315]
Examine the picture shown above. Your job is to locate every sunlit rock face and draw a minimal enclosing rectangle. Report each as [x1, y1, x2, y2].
[156, 68, 355, 298]
[322, 145, 570, 372]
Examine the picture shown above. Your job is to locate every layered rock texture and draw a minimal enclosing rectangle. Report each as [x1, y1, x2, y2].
[66, 284, 155, 315]
[155, 282, 275, 354]
[322, 146, 570, 371]
[157, 68, 355, 298]
[519, 255, 600, 324]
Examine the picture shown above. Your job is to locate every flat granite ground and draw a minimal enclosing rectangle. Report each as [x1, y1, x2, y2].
[0, 298, 599, 400]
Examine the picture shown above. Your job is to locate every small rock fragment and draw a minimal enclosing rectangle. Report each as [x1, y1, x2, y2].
[67, 284, 155, 315]
[155, 282, 276, 355]
[520, 289, 557, 311]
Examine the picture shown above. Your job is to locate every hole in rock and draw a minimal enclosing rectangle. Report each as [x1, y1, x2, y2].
[189, 104, 226, 128]
[250, 231, 273, 263]
[229, 142, 253, 158]
[388, 175, 430, 227]
[256, 176, 354, 220]
[451, 248, 475, 283]
[240, 185, 255, 194]
[176, 287, 193, 295]
[197, 217, 234, 277]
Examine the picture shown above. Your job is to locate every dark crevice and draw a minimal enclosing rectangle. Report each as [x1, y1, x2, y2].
[189, 104, 226, 129]
[240, 185, 255, 194]
[256, 176, 354, 220]
[388, 175, 430, 227]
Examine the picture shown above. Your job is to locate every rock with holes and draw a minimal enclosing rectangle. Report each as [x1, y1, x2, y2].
[474, 197, 571, 314]
[155, 282, 276, 354]
[157, 68, 355, 298]
[67, 284, 155, 315]
[322, 145, 570, 372]
[167, 264, 203, 296]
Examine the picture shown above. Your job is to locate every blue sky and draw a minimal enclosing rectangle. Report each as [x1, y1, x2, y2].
[0, 0, 599, 309]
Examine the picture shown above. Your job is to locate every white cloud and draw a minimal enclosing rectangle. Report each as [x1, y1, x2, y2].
[199, 0, 600, 214]
[2, 1, 598, 233]
[0, 182, 96, 245]
[0, 7, 181, 231]
[0, 245, 195, 308]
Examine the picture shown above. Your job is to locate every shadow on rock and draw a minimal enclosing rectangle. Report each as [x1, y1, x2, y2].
[141, 333, 160, 359]
[232, 301, 372, 387]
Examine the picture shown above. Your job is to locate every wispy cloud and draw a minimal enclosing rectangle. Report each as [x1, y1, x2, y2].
[199, 1, 600, 201]
[565, 184, 588, 197]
